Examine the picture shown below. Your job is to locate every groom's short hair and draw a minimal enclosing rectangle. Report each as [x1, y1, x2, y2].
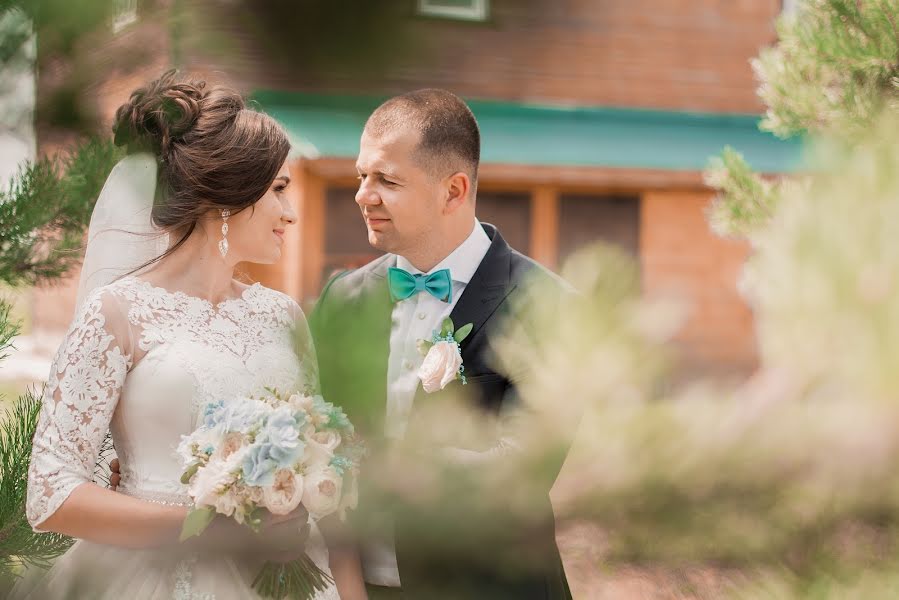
[364, 89, 480, 185]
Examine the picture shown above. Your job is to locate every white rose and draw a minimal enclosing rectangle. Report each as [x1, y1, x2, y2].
[417, 340, 463, 393]
[188, 447, 247, 508]
[189, 459, 235, 507]
[303, 430, 341, 468]
[312, 430, 341, 450]
[302, 466, 343, 519]
[262, 468, 305, 515]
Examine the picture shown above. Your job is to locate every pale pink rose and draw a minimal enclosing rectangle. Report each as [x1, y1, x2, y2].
[263, 468, 305, 515]
[313, 430, 341, 449]
[304, 430, 341, 468]
[302, 466, 343, 518]
[211, 431, 245, 462]
[288, 394, 314, 412]
[418, 340, 463, 393]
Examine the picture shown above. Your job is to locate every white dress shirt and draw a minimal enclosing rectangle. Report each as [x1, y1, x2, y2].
[361, 220, 492, 587]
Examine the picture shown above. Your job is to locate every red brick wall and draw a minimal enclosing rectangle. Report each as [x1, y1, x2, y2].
[31, 0, 772, 374]
[188, 0, 779, 114]
[641, 190, 757, 377]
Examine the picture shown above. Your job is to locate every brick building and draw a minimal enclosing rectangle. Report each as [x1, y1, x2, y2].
[31, 0, 801, 378]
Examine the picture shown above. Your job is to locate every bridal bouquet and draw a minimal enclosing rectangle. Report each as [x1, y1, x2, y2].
[176, 389, 363, 599]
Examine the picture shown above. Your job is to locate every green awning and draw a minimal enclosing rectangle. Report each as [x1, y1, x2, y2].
[251, 90, 802, 173]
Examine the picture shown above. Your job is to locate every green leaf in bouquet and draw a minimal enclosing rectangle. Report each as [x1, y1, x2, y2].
[245, 506, 265, 532]
[179, 506, 215, 542]
[440, 317, 454, 336]
[453, 322, 473, 343]
[180, 461, 201, 484]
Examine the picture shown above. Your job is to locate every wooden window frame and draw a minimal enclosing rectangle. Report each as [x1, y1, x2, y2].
[417, 0, 489, 22]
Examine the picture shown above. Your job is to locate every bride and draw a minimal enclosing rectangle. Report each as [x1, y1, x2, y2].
[11, 71, 366, 599]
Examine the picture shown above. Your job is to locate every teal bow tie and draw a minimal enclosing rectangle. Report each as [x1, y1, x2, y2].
[388, 267, 453, 303]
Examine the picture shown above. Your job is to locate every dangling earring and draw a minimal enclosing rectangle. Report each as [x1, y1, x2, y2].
[218, 209, 230, 258]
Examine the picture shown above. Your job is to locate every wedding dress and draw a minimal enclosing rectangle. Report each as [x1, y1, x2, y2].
[11, 275, 340, 600]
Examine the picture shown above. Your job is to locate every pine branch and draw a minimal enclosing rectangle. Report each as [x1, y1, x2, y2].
[0, 299, 18, 363]
[754, 0, 899, 140]
[704, 147, 782, 239]
[0, 137, 122, 287]
[0, 389, 73, 585]
[0, 387, 115, 591]
[705, 0, 899, 240]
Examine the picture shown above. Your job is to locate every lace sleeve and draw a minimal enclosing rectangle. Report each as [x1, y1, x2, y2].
[26, 289, 133, 531]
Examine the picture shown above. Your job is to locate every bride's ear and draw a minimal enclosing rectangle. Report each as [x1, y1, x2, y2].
[443, 172, 471, 215]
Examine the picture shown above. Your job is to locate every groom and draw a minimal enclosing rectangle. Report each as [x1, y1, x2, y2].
[311, 89, 572, 600]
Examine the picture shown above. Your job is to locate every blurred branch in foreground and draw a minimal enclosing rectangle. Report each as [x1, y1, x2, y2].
[706, 0, 899, 240]
[0, 137, 121, 287]
[354, 112, 899, 598]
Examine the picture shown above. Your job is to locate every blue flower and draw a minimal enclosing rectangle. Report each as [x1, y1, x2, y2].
[255, 405, 305, 468]
[242, 443, 279, 486]
[222, 399, 269, 433]
[202, 400, 226, 428]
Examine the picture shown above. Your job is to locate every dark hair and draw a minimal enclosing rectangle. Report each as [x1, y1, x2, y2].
[112, 69, 291, 267]
[364, 88, 480, 183]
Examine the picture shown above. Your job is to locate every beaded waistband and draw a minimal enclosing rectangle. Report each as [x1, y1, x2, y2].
[119, 486, 193, 507]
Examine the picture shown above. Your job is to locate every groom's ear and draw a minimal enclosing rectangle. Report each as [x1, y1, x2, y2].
[442, 171, 471, 215]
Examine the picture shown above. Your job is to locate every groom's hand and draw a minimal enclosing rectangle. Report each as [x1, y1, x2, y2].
[252, 506, 312, 563]
[109, 458, 121, 490]
[192, 505, 311, 560]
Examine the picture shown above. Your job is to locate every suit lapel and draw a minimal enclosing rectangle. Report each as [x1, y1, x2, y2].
[449, 224, 516, 361]
[410, 226, 516, 407]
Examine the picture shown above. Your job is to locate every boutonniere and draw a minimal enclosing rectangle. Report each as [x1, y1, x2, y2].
[416, 318, 473, 393]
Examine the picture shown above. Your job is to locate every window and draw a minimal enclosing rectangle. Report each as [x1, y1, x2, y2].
[417, 0, 489, 22]
[112, 0, 138, 33]
[322, 187, 382, 283]
[476, 191, 531, 254]
[558, 195, 640, 268]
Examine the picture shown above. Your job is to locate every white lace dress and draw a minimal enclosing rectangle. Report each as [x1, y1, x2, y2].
[11, 276, 340, 600]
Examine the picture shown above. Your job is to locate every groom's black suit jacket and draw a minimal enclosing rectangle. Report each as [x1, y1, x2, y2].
[310, 224, 572, 600]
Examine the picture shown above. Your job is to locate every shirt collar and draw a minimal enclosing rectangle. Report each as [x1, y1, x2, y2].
[396, 220, 491, 285]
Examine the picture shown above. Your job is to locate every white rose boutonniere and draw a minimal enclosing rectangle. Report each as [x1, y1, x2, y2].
[417, 318, 473, 393]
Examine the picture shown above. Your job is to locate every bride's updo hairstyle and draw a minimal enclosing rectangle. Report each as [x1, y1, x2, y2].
[112, 69, 290, 260]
